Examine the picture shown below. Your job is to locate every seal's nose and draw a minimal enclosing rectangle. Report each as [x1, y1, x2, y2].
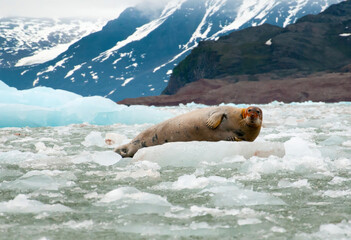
[249, 113, 258, 119]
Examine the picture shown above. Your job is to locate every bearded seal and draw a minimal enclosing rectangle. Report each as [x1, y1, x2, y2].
[114, 106, 263, 158]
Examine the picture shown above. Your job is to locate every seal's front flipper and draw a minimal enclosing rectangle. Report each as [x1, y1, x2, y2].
[206, 112, 226, 129]
[234, 136, 242, 141]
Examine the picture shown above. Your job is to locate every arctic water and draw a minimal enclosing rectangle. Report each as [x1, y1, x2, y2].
[0, 82, 351, 239]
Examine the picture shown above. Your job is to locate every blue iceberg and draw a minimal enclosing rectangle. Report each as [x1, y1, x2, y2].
[0, 81, 173, 128]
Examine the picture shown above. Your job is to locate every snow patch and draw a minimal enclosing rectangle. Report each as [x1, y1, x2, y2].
[265, 38, 272, 45]
[283, 0, 308, 28]
[65, 63, 85, 78]
[94, 0, 186, 62]
[16, 43, 72, 67]
[213, 0, 278, 37]
[121, 77, 134, 87]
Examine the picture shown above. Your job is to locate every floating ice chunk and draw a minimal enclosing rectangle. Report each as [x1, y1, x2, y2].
[0, 170, 76, 191]
[155, 175, 230, 190]
[284, 116, 298, 126]
[100, 187, 170, 205]
[202, 185, 286, 207]
[133, 141, 285, 167]
[82, 131, 105, 147]
[34, 142, 48, 153]
[0, 81, 173, 127]
[0, 150, 49, 164]
[278, 179, 310, 188]
[241, 154, 330, 175]
[296, 220, 351, 240]
[237, 218, 262, 225]
[62, 220, 94, 229]
[0, 194, 71, 213]
[84, 192, 99, 200]
[318, 220, 351, 237]
[334, 158, 351, 170]
[115, 161, 161, 180]
[98, 187, 171, 215]
[329, 176, 349, 185]
[172, 175, 210, 189]
[321, 136, 345, 146]
[72, 151, 121, 166]
[271, 226, 287, 233]
[284, 137, 321, 158]
[105, 132, 128, 146]
[323, 190, 351, 198]
[0, 169, 22, 179]
[342, 140, 351, 147]
[165, 205, 248, 220]
[92, 151, 122, 166]
[190, 206, 240, 217]
[71, 151, 91, 164]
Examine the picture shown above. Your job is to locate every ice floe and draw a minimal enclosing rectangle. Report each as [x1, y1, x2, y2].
[98, 186, 172, 215]
[0, 170, 76, 191]
[295, 220, 351, 240]
[0, 81, 173, 127]
[72, 151, 122, 166]
[202, 185, 286, 207]
[133, 141, 285, 167]
[0, 194, 71, 213]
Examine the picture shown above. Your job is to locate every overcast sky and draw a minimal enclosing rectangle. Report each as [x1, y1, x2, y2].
[0, 0, 169, 19]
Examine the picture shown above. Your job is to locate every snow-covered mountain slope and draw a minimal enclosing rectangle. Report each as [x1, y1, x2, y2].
[0, 17, 106, 68]
[0, 0, 344, 101]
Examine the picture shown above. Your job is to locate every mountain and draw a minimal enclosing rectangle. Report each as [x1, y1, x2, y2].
[0, 0, 343, 101]
[119, 0, 351, 105]
[0, 17, 106, 68]
[162, 0, 351, 95]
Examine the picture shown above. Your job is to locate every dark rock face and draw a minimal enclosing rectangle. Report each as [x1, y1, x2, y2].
[163, 0, 351, 96]
[119, 72, 351, 106]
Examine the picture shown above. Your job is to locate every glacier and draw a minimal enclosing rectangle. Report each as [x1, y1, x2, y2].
[0, 81, 173, 127]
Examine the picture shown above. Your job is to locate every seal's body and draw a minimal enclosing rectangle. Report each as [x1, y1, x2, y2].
[115, 106, 262, 158]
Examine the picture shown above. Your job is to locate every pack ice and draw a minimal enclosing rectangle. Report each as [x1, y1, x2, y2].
[1, 79, 351, 239]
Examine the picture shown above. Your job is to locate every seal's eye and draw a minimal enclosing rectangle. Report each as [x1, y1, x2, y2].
[256, 110, 260, 114]
[248, 109, 252, 112]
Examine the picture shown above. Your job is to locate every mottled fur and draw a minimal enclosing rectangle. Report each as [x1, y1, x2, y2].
[115, 106, 262, 157]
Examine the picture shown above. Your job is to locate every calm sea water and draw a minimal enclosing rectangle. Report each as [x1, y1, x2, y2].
[0, 103, 350, 239]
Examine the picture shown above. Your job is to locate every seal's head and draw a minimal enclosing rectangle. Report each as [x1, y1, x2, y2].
[242, 106, 263, 128]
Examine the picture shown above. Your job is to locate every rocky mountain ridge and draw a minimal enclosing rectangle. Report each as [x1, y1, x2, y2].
[0, 0, 342, 101]
[0, 17, 106, 68]
[120, 0, 351, 105]
[163, 0, 351, 95]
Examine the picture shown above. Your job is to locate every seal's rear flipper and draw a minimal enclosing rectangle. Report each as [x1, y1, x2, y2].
[114, 144, 129, 158]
